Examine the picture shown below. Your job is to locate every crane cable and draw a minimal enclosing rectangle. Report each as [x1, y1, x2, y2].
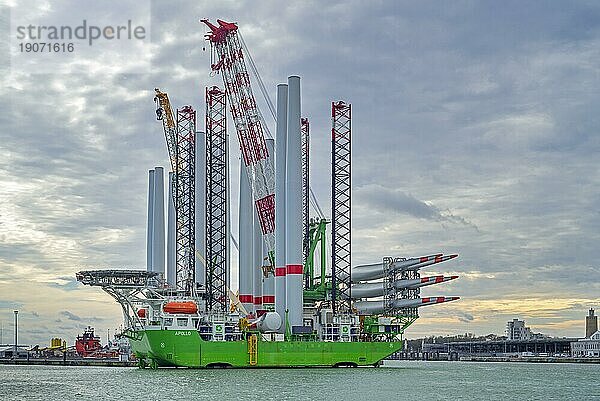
[239, 31, 276, 123]
[238, 32, 273, 139]
[310, 187, 325, 219]
[239, 30, 325, 219]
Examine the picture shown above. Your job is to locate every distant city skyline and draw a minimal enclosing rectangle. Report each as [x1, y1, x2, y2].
[1, 0, 599, 345]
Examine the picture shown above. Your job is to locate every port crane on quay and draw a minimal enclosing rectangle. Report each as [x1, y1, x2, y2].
[76, 19, 460, 368]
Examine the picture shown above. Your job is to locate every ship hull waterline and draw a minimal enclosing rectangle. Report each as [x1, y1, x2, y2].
[128, 329, 402, 368]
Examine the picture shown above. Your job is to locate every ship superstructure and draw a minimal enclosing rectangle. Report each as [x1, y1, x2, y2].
[74, 326, 101, 357]
[76, 19, 460, 368]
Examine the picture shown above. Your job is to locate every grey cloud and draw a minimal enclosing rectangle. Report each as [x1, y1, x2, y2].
[354, 184, 479, 231]
[355, 185, 441, 220]
[59, 311, 82, 321]
[46, 277, 82, 291]
[0, 300, 24, 309]
[457, 312, 475, 323]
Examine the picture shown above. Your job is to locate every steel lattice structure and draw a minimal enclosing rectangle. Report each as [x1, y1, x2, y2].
[76, 270, 166, 339]
[301, 117, 310, 287]
[76, 270, 159, 287]
[331, 101, 352, 313]
[175, 106, 197, 295]
[382, 257, 419, 318]
[154, 91, 197, 295]
[205, 86, 228, 311]
[201, 19, 275, 254]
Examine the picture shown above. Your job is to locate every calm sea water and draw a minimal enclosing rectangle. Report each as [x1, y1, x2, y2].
[0, 360, 598, 400]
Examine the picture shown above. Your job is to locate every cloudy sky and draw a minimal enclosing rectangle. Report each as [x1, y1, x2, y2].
[1, 0, 599, 346]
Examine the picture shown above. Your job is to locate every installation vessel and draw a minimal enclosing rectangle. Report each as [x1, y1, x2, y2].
[76, 19, 460, 368]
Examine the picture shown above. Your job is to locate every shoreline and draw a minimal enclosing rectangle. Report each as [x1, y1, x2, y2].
[3, 357, 599, 367]
[390, 356, 600, 364]
[460, 356, 600, 364]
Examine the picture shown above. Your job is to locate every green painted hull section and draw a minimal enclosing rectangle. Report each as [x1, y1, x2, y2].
[130, 330, 402, 368]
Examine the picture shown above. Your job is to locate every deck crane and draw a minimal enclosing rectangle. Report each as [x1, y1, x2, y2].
[154, 89, 197, 296]
[200, 19, 276, 255]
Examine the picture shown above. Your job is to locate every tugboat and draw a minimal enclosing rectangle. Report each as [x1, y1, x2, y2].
[75, 326, 101, 357]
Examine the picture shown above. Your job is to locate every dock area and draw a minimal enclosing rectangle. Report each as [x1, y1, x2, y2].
[0, 358, 137, 367]
[461, 356, 600, 364]
[390, 352, 600, 364]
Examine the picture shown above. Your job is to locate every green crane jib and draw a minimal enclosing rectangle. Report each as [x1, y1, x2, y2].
[303, 218, 332, 304]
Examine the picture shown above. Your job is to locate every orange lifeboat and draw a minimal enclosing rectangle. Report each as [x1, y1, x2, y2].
[163, 301, 198, 314]
[137, 308, 147, 318]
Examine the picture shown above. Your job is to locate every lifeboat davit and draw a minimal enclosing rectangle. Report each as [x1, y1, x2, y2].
[163, 301, 198, 314]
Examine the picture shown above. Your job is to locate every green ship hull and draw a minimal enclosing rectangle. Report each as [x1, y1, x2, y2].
[129, 329, 402, 368]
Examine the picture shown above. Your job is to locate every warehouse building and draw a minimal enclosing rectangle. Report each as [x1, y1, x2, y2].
[571, 331, 600, 357]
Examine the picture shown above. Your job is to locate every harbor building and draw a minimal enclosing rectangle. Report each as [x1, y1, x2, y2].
[571, 331, 600, 357]
[398, 337, 575, 359]
[0, 345, 28, 359]
[586, 308, 598, 338]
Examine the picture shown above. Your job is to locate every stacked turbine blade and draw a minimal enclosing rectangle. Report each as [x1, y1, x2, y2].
[350, 253, 460, 315]
[345, 254, 457, 282]
[354, 296, 461, 315]
[350, 275, 459, 299]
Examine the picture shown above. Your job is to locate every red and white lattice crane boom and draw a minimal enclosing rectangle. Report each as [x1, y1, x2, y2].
[200, 19, 276, 255]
